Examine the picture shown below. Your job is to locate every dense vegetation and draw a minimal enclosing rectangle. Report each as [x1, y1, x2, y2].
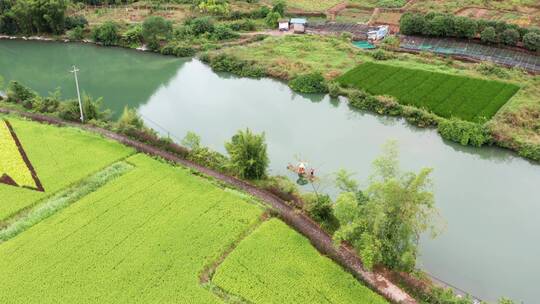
[338, 62, 520, 122]
[213, 219, 387, 303]
[400, 11, 540, 52]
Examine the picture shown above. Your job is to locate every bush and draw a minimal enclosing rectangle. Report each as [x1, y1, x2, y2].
[225, 128, 269, 180]
[59, 95, 110, 122]
[523, 31, 540, 52]
[207, 53, 266, 78]
[327, 81, 342, 98]
[67, 26, 85, 40]
[264, 11, 281, 27]
[438, 118, 491, 147]
[181, 131, 201, 150]
[500, 28, 519, 46]
[369, 49, 395, 60]
[251, 6, 270, 19]
[302, 193, 340, 233]
[475, 62, 509, 78]
[198, 0, 230, 16]
[122, 24, 143, 47]
[116, 106, 144, 132]
[518, 143, 540, 161]
[212, 24, 239, 40]
[142, 16, 172, 51]
[187, 17, 215, 35]
[6, 81, 36, 103]
[92, 21, 119, 46]
[187, 146, 230, 173]
[480, 26, 497, 44]
[160, 42, 197, 57]
[33, 89, 61, 113]
[288, 73, 328, 94]
[65, 15, 88, 30]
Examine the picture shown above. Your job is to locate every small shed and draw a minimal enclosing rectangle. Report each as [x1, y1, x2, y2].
[290, 18, 307, 34]
[278, 19, 290, 31]
[367, 25, 389, 41]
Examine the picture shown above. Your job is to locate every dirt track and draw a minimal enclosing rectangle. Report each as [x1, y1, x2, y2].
[0, 107, 417, 304]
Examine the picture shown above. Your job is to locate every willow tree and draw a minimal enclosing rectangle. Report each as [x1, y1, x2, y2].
[333, 141, 440, 271]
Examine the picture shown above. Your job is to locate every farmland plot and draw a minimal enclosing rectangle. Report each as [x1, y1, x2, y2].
[213, 219, 387, 304]
[0, 116, 134, 221]
[338, 62, 520, 122]
[0, 154, 264, 303]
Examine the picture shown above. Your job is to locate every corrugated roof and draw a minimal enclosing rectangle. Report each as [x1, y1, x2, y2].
[290, 18, 307, 24]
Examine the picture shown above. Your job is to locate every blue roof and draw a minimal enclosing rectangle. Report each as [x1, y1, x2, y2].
[290, 18, 307, 24]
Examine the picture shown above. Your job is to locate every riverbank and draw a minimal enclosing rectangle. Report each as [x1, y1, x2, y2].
[201, 34, 540, 163]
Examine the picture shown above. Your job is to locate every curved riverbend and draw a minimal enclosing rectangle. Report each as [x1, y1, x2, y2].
[1, 39, 539, 303]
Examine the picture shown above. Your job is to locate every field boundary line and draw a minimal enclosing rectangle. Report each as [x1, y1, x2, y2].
[0, 108, 417, 304]
[200, 213, 270, 304]
[0, 161, 133, 244]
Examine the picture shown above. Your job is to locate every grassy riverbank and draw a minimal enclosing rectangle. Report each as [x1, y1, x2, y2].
[205, 34, 540, 160]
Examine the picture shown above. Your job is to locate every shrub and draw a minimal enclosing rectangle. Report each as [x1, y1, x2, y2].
[116, 106, 144, 132]
[198, 0, 230, 16]
[302, 193, 340, 233]
[208, 54, 266, 78]
[500, 28, 519, 46]
[59, 95, 110, 122]
[327, 81, 342, 98]
[523, 31, 540, 52]
[92, 21, 119, 46]
[67, 26, 84, 40]
[380, 35, 400, 49]
[264, 11, 281, 27]
[65, 15, 87, 30]
[187, 146, 229, 173]
[369, 49, 395, 60]
[142, 16, 172, 51]
[225, 128, 269, 180]
[122, 24, 143, 47]
[33, 89, 61, 113]
[480, 26, 497, 44]
[438, 118, 491, 147]
[212, 24, 239, 40]
[6, 81, 36, 103]
[181, 131, 201, 150]
[272, 0, 286, 15]
[160, 42, 197, 57]
[251, 6, 270, 19]
[475, 62, 509, 78]
[187, 17, 215, 35]
[518, 143, 540, 161]
[288, 73, 328, 94]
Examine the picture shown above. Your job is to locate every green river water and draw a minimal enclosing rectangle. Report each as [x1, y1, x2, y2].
[0, 40, 538, 303]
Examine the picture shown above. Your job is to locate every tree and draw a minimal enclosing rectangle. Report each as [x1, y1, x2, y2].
[142, 16, 172, 51]
[225, 128, 269, 180]
[500, 28, 519, 46]
[181, 131, 201, 150]
[454, 16, 477, 39]
[399, 13, 426, 36]
[335, 169, 359, 193]
[117, 106, 144, 131]
[92, 21, 119, 46]
[7, 0, 67, 34]
[187, 17, 214, 35]
[426, 15, 446, 37]
[480, 26, 497, 44]
[264, 11, 281, 27]
[333, 141, 439, 272]
[523, 31, 540, 52]
[272, 0, 286, 16]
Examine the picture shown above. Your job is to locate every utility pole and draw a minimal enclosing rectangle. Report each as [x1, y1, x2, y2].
[70, 65, 84, 123]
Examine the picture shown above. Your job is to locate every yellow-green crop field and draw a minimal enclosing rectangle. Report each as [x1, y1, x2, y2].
[0, 116, 387, 303]
[0, 120, 36, 189]
[213, 219, 388, 304]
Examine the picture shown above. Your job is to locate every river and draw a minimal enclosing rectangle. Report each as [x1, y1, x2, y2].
[1, 39, 538, 303]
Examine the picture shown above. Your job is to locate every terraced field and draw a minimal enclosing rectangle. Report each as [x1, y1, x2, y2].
[338, 62, 520, 122]
[0, 116, 387, 303]
[213, 219, 387, 304]
[0, 116, 134, 221]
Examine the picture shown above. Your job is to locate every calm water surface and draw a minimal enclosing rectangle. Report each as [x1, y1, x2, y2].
[1, 40, 539, 303]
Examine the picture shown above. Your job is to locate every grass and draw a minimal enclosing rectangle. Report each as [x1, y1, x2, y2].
[213, 219, 387, 304]
[221, 35, 363, 79]
[338, 62, 520, 122]
[0, 116, 134, 221]
[0, 120, 35, 188]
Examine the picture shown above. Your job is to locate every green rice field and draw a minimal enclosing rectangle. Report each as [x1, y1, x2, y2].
[338, 62, 520, 122]
[0, 117, 386, 303]
[213, 219, 387, 304]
